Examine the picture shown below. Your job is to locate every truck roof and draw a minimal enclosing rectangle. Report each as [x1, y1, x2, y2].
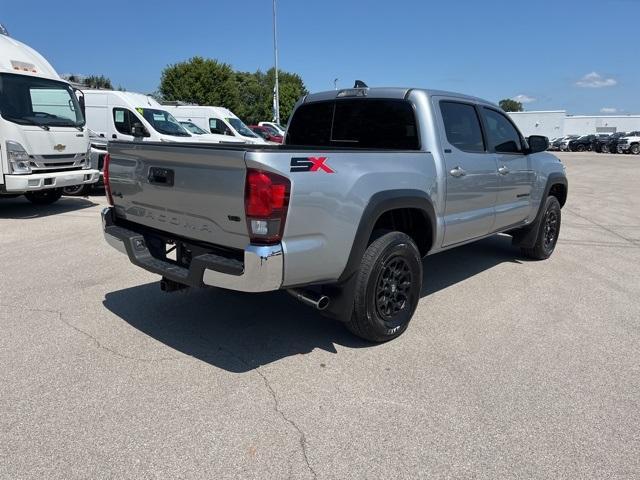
[164, 105, 238, 119]
[84, 89, 163, 108]
[304, 87, 497, 108]
[0, 33, 61, 81]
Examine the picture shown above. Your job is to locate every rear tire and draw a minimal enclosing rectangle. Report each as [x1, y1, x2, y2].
[24, 189, 63, 205]
[601, 144, 609, 153]
[521, 196, 561, 260]
[630, 144, 640, 155]
[576, 144, 585, 152]
[345, 231, 422, 342]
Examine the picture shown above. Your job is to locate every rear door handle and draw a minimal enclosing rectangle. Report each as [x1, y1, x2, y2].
[449, 166, 466, 178]
[498, 166, 510, 175]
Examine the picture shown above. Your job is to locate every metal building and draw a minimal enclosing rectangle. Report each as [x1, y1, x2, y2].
[509, 111, 640, 138]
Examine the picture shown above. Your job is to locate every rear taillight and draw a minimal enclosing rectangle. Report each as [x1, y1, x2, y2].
[244, 168, 290, 244]
[103, 153, 113, 206]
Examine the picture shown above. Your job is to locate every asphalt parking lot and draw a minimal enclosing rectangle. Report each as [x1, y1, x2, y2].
[1, 151, 639, 479]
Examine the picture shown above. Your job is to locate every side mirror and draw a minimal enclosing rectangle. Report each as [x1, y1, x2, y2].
[74, 88, 86, 119]
[131, 123, 149, 138]
[526, 135, 549, 154]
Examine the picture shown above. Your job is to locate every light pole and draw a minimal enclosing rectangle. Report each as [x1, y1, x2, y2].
[334, 78, 338, 90]
[272, 0, 280, 125]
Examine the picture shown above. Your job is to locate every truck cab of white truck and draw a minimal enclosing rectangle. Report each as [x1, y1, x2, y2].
[163, 105, 267, 144]
[0, 26, 99, 204]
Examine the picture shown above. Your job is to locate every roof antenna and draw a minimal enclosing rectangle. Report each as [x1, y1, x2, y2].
[354, 80, 368, 88]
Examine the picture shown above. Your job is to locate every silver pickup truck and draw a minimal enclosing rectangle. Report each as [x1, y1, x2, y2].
[102, 86, 567, 342]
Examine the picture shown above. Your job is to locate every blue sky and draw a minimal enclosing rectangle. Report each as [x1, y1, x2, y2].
[3, 0, 638, 114]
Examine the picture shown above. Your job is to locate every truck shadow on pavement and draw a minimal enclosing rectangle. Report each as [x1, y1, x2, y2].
[421, 233, 524, 296]
[103, 285, 368, 372]
[103, 234, 524, 372]
[0, 196, 98, 219]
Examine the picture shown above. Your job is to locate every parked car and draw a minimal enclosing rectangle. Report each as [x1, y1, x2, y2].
[0, 26, 98, 205]
[548, 137, 568, 151]
[590, 134, 611, 152]
[558, 135, 580, 151]
[617, 131, 640, 154]
[179, 121, 245, 144]
[598, 132, 626, 153]
[568, 134, 600, 152]
[249, 125, 283, 143]
[102, 86, 567, 343]
[258, 121, 286, 135]
[547, 137, 560, 150]
[163, 105, 267, 144]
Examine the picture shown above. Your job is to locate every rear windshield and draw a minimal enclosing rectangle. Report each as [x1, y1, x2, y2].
[286, 99, 420, 149]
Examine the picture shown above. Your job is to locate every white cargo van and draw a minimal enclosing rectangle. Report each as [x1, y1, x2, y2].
[178, 120, 244, 144]
[83, 90, 206, 143]
[162, 105, 266, 144]
[0, 27, 99, 204]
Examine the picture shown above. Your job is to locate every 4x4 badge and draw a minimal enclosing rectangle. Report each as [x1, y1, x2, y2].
[290, 157, 335, 173]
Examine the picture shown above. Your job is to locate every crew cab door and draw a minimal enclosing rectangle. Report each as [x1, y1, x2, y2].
[435, 99, 499, 246]
[479, 107, 535, 230]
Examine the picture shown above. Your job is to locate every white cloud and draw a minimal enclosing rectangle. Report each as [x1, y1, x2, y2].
[512, 94, 536, 104]
[576, 72, 617, 88]
[600, 107, 617, 114]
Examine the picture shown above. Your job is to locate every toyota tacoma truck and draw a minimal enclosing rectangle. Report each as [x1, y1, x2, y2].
[101, 86, 567, 342]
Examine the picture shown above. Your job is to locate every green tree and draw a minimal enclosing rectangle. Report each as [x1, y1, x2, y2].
[83, 75, 113, 89]
[499, 98, 523, 112]
[235, 70, 270, 123]
[234, 68, 307, 124]
[159, 57, 308, 125]
[159, 57, 240, 111]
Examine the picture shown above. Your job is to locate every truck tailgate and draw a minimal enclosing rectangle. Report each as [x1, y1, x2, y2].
[108, 142, 249, 250]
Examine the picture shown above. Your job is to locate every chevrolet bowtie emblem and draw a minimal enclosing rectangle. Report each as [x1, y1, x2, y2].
[53, 144, 66, 152]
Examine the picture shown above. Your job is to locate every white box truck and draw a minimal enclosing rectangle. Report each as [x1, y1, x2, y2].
[83, 90, 243, 145]
[162, 105, 267, 144]
[0, 26, 99, 204]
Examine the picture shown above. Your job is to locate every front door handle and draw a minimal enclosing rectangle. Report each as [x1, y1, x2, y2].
[498, 166, 510, 175]
[449, 166, 466, 178]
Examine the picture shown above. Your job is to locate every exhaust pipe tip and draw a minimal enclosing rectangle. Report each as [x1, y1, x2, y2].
[287, 289, 330, 311]
[316, 295, 330, 311]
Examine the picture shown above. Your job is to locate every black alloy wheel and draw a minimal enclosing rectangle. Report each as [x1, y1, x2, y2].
[375, 255, 413, 322]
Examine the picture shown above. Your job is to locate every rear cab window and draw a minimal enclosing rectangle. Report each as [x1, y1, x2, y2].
[286, 99, 420, 150]
[439, 101, 485, 153]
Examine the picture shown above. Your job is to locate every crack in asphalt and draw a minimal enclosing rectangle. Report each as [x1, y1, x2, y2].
[0, 304, 183, 363]
[3, 303, 317, 477]
[216, 345, 318, 480]
[565, 207, 639, 245]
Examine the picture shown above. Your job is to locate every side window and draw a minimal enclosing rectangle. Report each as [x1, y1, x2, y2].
[209, 118, 232, 135]
[481, 108, 522, 153]
[439, 101, 485, 153]
[112, 108, 138, 135]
